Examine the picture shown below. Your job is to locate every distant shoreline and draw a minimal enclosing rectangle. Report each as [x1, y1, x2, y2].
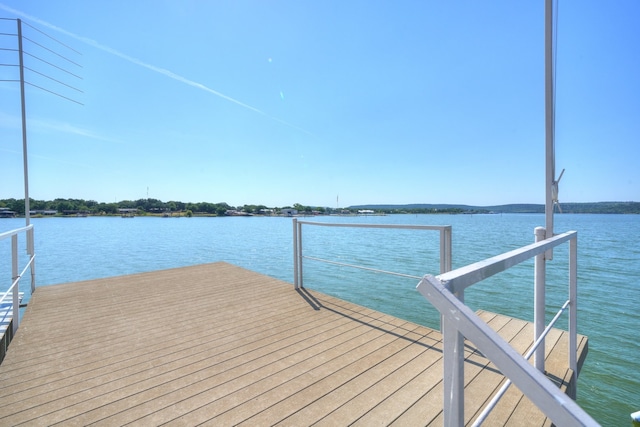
[1, 199, 639, 218]
[349, 202, 640, 215]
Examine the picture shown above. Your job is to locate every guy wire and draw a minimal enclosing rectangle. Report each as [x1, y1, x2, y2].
[21, 19, 81, 55]
[24, 65, 83, 93]
[23, 50, 82, 80]
[23, 35, 82, 68]
[25, 81, 83, 105]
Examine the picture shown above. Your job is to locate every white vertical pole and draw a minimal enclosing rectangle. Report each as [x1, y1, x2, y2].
[11, 235, 19, 333]
[11, 235, 18, 285]
[17, 19, 31, 226]
[297, 221, 303, 288]
[28, 227, 35, 293]
[544, 0, 554, 258]
[427, 230, 461, 418]
[443, 316, 464, 426]
[293, 218, 298, 288]
[439, 226, 455, 332]
[439, 229, 445, 274]
[534, 226, 546, 372]
[440, 226, 452, 274]
[446, 227, 452, 273]
[568, 235, 578, 398]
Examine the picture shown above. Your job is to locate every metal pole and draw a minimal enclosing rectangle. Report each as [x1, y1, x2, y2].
[439, 227, 452, 275]
[445, 226, 452, 273]
[297, 220, 303, 288]
[544, 0, 554, 257]
[17, 19, 31, 226]
[293, 218, 298, 288]
[439, 229, 445, 275]
[11, 235, 18, 285]
[11, 235, 20, 333]
[568, 235, 578, 398]
[534, 226, 546, 372]
[28, 227, 36, 293]
[442, 316, 464, 426]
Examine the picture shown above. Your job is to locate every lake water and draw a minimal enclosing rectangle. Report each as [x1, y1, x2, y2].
[1, 213, 638, 426]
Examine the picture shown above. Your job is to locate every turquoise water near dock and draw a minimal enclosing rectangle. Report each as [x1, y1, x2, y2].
[1, 213, 638, 426]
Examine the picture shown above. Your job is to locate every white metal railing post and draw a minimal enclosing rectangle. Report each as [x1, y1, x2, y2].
[441, 225, 460, 424]
[297, 220, 303, 288]
[11, 234, 20, 333]
[439, 226, 455, 333]
[442, 313, 465, 425]
[447, 226, 452, 272]
[534, 226, 546, 372]
[440, 228, 446, 274]
[293, 218, 299, 288]
[440, 226, 452, 274]
[28, 226, 35, 292]
[11, 234, 18, 286]
[568, 235, 578, 397]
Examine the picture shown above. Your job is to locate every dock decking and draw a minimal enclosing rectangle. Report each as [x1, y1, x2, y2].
[0, 262, 587, 425]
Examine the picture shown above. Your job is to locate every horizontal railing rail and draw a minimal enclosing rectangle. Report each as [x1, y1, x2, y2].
[0, 225, 34, 242]
[1, 224, 36, 336]
[436, 230, 575, 294]
[416, 229, 598, 426]
[292, 219, 452, 289]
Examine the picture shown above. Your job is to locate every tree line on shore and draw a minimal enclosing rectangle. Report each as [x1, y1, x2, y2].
[0, 198, 334, 216]
[2, 198, 638, 217]
[352, 201, 640, 214]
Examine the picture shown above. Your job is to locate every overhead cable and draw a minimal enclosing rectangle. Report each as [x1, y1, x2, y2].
[23, 35, 82, 68]
[21, 19, 81, 55]
[24, 81, 83, 105]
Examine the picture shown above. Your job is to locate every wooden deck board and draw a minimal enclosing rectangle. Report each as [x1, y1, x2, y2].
[0, 262, 586, 426]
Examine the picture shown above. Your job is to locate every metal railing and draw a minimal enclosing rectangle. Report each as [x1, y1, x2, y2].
[417, 228, 598, 426]
[291, 219, 596, 425]
[1, 225, 36, 336]
[292, 218, 452, 289]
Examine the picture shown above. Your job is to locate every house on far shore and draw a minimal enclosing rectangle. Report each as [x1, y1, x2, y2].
[31, 210, 58, 216]
[62, 210, 89, 217]
[118, 208, 137, 217]
[280, 208, 298, 217]
[0, 207, 16, 218]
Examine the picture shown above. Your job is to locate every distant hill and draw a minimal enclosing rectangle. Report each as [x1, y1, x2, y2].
[347, 202, 640, 214]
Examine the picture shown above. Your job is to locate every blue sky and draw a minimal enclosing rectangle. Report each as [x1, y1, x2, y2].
[0, 1, 638, 208]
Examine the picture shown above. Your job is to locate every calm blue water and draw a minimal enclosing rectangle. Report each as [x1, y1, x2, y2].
[1, 214, 638, 426]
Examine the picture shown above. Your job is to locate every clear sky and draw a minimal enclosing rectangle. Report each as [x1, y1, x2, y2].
[1, 1, 638, 208]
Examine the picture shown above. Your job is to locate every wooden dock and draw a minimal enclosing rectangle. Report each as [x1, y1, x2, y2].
[0, 262, 587, 425]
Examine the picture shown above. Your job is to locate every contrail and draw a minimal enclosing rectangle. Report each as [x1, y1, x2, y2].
[0, 111, 122, 144]
[0, 3, 316, 137]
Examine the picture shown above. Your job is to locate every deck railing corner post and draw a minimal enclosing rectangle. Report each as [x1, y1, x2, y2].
[534, 226, 547, 372]
[297, 221, 303, 288]
[440, 226, 453, 274]
[292, 218, 299, 288]
[442, 315, 465, 426]
[11, 234, 20, 334]
[568, 234, 578, 396]
[28, 226, 35, 292]
[11, 234, 19, 285]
